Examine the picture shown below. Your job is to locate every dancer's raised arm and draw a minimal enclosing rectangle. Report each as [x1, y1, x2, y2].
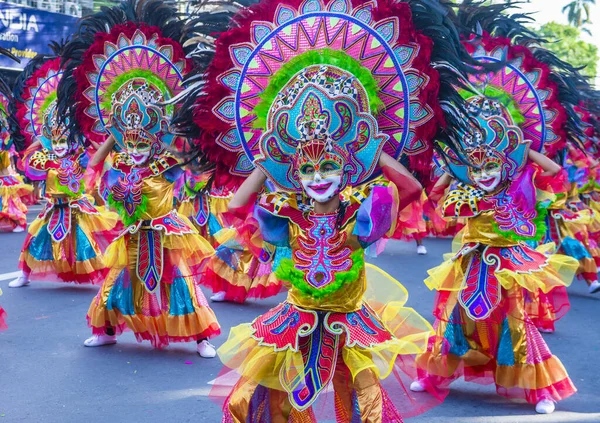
[228, 167, 267, 210]
[528, 150, 561, 176]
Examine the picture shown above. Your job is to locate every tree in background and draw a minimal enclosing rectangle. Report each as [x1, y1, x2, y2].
[562, 0, 596, 33]
[537, 22, 598, 79]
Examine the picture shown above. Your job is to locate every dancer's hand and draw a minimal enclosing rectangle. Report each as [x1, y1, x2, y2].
[429, 173, 452, 203]
[229, 167, 267, 210]
[379, 152, 422, 210]
[89, 135, 116, 168]
[528, 150, 561, 176]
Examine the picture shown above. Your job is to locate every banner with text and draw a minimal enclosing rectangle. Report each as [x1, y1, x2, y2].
[0, 3, 79, 70]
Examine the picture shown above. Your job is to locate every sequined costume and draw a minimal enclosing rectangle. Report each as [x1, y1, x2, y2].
[10, 48, 119, 285]
[18, 148, 118, 284]
[87, 152, 219, 347]
[215, 180, 434, 421]
[174, 0, 510, 417]
[0, 171, 32, 232]
[57, 0, 221, 347]
[554, 149, 600, 286]
[0, 85, 32, 232]
[416, 89, 579, 405]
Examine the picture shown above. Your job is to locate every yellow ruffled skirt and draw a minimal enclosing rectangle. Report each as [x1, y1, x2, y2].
[0, 182, 32, 231]
[19, 197, 119, 284]
[213, 264, 434, 422]
[416, 241, 578, 404]
[87, 220, 220, 348]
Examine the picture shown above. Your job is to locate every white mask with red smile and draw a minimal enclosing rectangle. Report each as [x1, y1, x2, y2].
[298, 159, 343, 203]
[125, 139, 151, 166]
[471, 160, 503, 193]
[51, 137, 69, 158]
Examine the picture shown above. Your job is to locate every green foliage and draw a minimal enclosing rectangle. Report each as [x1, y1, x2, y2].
[562, 0, 596, 28]
[537, 22, 598, 79]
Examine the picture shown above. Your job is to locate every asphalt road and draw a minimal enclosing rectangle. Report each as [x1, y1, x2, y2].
[0, 206, 599, 422]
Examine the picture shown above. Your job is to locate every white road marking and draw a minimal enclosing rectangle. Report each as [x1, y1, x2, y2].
[0, 271, 21, 281]
[149, 387, 212, 401]
[433, 413, 600, 423]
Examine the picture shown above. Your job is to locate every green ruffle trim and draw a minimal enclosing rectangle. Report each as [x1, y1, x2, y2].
[579, 179, 600, 193]
[253, 49, 384, 129]
[492, 202, 548, 243]
[56, 180, 85, 198]
[459, 86, 525, 125]
[184, 179, 207, 197]
[275, 249, 364, 299]
[100, 69, 174, 117]
[107, 192, 149, 227]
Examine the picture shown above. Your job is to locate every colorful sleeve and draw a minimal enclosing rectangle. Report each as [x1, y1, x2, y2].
[25, 150, 49, 181]
[255, 204, 290, 247]
[79, 151, 90, 169]
[353, 180, 399, 248]
[163, 165, 183, 184]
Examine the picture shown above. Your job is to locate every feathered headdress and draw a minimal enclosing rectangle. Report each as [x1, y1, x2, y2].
[439, 95, 530, 187]
[10, 41, 70, 153]
[0, 80, 12, 152]
[58, 0, 195, 154]
[174, 0, 499, 190]
[0, 48, 19, 155]
[454, 0, 568, 156]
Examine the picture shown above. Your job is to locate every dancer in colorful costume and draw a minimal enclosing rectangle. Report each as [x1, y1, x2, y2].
[58, 0, 220, 356]
[560, 117, 600, 294]
[216, 66, 435, 422]
[176, 167, 279, 303]
[0, 46, 19, 329]
[8, 44, 119, 288]
[411, 95, 579, 414]
[454, 1, 593, 331]
[534, 89, 600, 297]
[178, 0, 503, 418]
[0, 69, 32, 233]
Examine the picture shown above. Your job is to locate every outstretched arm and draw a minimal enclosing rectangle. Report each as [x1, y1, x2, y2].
[528, 150, 561, 176]
[379, 152, 422, 210]
[228, 167, 267, 210]
[89, 135, 116, 168]
[429, 173, 452, 203]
